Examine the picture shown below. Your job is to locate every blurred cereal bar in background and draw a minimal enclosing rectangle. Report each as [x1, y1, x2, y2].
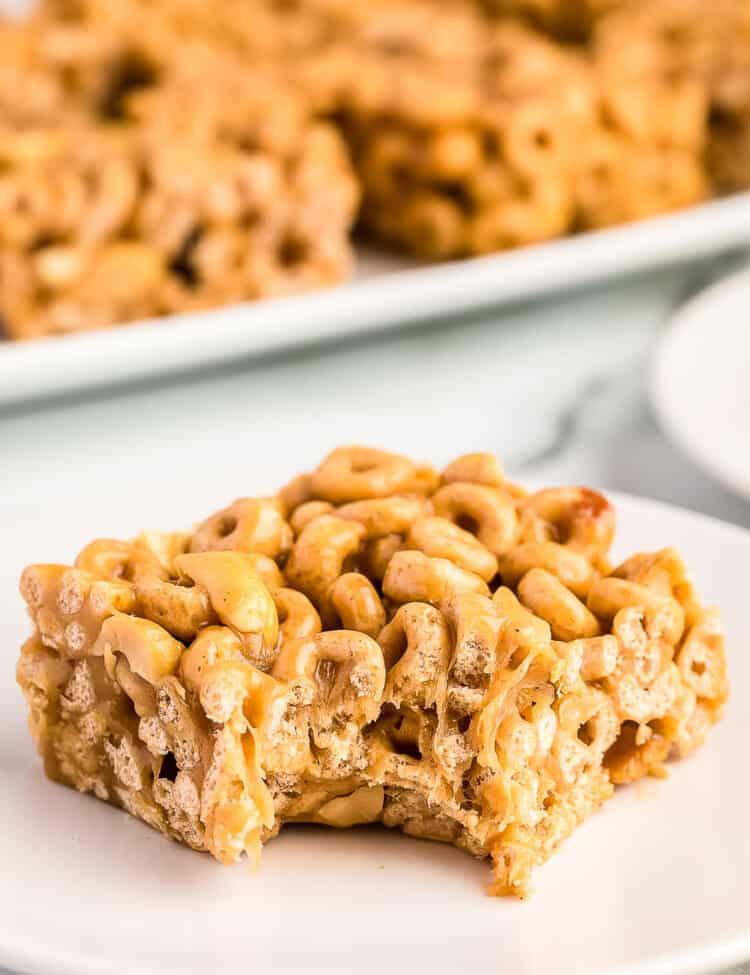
[302, 5, 708, 257]
[590, 0, 750, 196]
[0, 0, 359, 339]
[302, 12, 597, 258]
[0, 0, 749, 338]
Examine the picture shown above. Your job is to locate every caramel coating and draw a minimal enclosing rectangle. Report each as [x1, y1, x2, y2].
[16, 446, 728, 899]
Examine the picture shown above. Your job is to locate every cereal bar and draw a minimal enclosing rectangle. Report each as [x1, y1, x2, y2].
[298, 2, 710, 258]
[17, 448, 728, 896]
[593, 0, 750, 195]
[0, 7, 359, 339]
[302, 11, 595, 258]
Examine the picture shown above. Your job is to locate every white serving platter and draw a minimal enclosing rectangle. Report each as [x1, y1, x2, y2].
[2, 193, 750, 406]
[650, 264, 750, 502]
[0, 467, 748, 975]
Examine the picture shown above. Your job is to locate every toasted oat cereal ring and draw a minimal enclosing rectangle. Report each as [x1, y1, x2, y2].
[608, 665, 681, 727]
[378, 602, 451, 708]
[240, 554, 285, 591]
[190, 497, 292, 560]
[676, 608, 727, 704]
[272, 587, 322, 647]
[92, 613, 184, 686]
[336, 497, 425, 539]
[277, 473, 313, 517]
[272, 630, 385, 724]
[199, 657, 284, 727]
[20, 563, 135, 657]
[551, 689, 619, 786]
[503, 98, 573, 180]
[432, 482, 518, 557]
[174, 552, 279, 650]
[179, 625, 247, 696]
[521, 487, 615, 560]
[557, 688, 619, 760]
[134, 572, 215, 643]
[74, 538, 134, 580]
[326, 572, 386, 637]
[361, 533, 403, 583]
[443, 590, 504, 688]
[498, 541, 594, 597]
[383, 550, 489, 607]
[588, 577, 685, 645]
[285, 514, 366, 609]
[573, 635, 619, 682]
[134, 531, 192, 576]
[441, 453, 507, 489]
[518, 568, 600, 642]
[290, 501, 334, 536]
[493, 586, 552, 646]
[612, 548, 699, 622]
[406, 516, 498, 583]
[310, 446, 432, 503]
[611, 606, 672, 686]
[604, 722, 673, 785]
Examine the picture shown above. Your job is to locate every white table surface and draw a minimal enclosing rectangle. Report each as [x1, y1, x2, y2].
[2, 254, 749, 975]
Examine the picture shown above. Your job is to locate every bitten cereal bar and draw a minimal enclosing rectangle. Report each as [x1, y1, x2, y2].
[17, 448, 728, 896]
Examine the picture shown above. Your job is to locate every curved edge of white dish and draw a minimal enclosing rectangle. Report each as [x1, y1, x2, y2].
[1, 488, 749, 975]
[650, 263, 750, 501]
[2, 192, 750, 407]
[3, 926, 748, 975]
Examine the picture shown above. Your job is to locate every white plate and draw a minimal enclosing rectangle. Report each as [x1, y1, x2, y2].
[651, 265, 750, 501]
[2, 193, 750, 406]
[1, 470, 749, 975]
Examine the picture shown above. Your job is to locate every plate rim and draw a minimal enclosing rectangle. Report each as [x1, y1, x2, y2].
[650, 263, 750, 502]
[2, 192, 750, 408]
[2, 925, 747, 975]
[1, 488, 749, 975]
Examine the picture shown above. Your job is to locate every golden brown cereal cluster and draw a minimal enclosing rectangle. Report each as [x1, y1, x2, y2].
[0, 1, 359, 339]
[17, 447, 728, 897]
[591, 0, 750, 197]
[479, 0, 624, 39]
[0, 0, 748, 338]
[305, 16, 597, 257]
[305, 8, 710, 257]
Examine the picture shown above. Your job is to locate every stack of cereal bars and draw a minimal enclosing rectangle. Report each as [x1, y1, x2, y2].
[1, 0, 749, 337]
[17, 448, 728, 896]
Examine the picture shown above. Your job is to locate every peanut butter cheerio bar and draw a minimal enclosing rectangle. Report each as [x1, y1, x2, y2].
[0, 11, 359, 339]
[17, 448, 728, 896]
[299, 7, 709, 259]
[1, 0, 749, 338]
